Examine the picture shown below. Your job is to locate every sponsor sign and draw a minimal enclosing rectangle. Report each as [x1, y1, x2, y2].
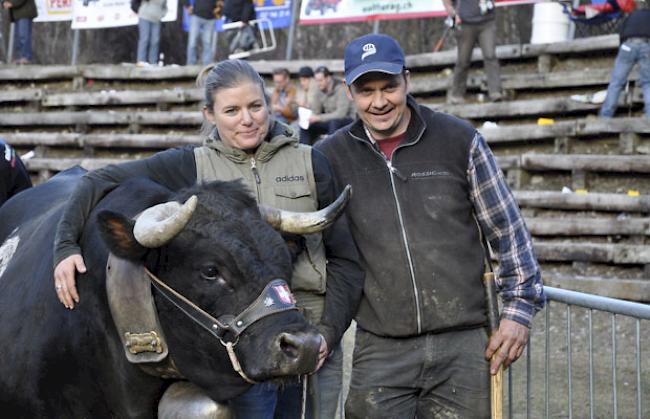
[71, 0, 177, 30]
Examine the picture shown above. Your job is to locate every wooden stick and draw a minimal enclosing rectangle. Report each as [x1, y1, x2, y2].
[484, 272, 503, 419]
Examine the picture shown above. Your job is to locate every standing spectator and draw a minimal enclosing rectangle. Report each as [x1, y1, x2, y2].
[223, 0, 257, 54]
[299, 66, 354, 145]
[0, 138, 32, 206]
[295, 66, 321, 111]
[270, 68, 297, 124]
[136, 0, 167, 66]
[183, 0, 222, 65]
[599, 7, 650, 118]
[2, 0, 37, 65]
[316, 33, 544, 418]
[442, 0, 503, 104]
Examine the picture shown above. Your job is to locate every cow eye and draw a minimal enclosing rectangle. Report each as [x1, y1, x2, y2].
[201, 266, 220, 280]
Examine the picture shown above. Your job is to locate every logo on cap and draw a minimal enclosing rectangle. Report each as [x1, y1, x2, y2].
[361, 43, 376, 60]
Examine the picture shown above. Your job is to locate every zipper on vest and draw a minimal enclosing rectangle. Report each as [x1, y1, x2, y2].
[250, 157, 261, 201]
[385, 158, 422, 334]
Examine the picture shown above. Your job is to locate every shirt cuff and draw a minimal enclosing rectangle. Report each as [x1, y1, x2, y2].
[501, 299, 536, 329]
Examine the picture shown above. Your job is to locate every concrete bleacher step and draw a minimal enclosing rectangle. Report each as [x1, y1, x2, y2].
[513, 190, 650, 212]
[525, 217, 650, 236]
[534, 241, 650, 265]
[41, 88, 203, 107]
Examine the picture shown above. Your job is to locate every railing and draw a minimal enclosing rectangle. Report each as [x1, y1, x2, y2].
[507, 286, 650, 418]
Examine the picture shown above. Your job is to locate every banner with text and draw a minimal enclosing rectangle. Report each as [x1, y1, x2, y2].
[299, 0, 536, 25]
[71, 0, 177, 29]
[34, 0, 72, 22]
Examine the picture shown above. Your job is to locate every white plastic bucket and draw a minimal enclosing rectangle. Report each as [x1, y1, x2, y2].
[530, 2, 571, 44]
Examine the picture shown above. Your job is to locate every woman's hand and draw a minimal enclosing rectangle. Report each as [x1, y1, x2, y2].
[313, 335, 329, 373]
[53, 254, 86, 309]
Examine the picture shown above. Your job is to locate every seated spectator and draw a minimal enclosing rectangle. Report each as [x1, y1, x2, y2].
[183, 0, 222, 65]
[599, 7, 650, 118]
[295, 65, 321, 111]
[299, 66, 354, 145]
[1, 139, 32, 206]
[271, 67, 297, 124]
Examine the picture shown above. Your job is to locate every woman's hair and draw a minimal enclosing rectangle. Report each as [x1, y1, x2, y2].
[196, 59, 270, 136]
[197, 59, 268, 110]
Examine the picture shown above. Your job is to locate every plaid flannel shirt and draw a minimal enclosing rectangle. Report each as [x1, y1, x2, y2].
[468, 132, 545, 328]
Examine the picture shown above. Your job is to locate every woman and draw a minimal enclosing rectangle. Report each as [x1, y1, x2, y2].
[52, 59, 363, 419]
[136, 0, 167, 66]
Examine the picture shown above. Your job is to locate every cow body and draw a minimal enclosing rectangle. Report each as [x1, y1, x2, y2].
[0, 168, 320, 418]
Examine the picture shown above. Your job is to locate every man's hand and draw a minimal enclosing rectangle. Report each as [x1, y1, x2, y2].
[53, 254, 87, 309]
[308, 115, 320, 124]
[314, 335, 329, 372]
[484, 318, 529, 374]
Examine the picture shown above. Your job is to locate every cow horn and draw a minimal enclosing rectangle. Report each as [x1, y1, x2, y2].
[133, 195, 198, 248]
[259, 185, 351, 234]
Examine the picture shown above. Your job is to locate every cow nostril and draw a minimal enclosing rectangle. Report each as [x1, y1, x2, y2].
[278, 333, 301, 359]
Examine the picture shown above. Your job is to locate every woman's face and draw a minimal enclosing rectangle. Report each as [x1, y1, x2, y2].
[203, 81, 270, 150]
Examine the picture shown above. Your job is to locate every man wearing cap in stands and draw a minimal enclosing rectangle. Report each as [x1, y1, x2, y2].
[315, 33, 545, 418]
[295, 66, 321, 113]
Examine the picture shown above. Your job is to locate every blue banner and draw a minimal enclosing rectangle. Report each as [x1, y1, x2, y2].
[183, 0, 293, 32]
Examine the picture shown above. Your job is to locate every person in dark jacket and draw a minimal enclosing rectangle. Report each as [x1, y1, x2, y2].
[52, 59, 363, 419]
[315, 33, 545, 419]
[183, 0, 221, 65]
[223, 0, 257, 53]
[599, 6, 650, 118]
[2, 0, 37, 64]
[0, 138, 32, 206]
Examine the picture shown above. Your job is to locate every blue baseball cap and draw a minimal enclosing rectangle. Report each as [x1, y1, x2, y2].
[344, 33, 405, 85]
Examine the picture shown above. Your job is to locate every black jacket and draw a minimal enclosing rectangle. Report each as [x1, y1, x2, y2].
[223, 0, 255, 23]
[183, 0, 219, 20]
[316, 97, 488, 338]
[6, 0, 37, 22]
[620, 10, 650, 42]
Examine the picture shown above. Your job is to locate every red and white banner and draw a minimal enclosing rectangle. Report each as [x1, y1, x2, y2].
[299, 0, 539, 25]
[34, 0, 72, 22]
[70, 0, 177, 29]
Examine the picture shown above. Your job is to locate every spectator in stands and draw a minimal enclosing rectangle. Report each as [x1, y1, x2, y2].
[295, 66, 321, 111]
[299, 66, 354, 145]
[270, 67, 297, 124]
[599, 6, 650, 118]
[183, 0, 222, 65]
[0, 138, 32, 206]
[442, 0, 503, 104]
[223, 0, 257, 54]
[136, 0, 167, 66]
[2, 0, 37, 65]
[315, 33, 544, 418]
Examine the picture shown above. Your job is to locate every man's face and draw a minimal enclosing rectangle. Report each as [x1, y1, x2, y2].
[299, 76, 311, 90]
[314, 72, 330, 93]
[273, 73, 289, 91]
[347, 71, 410, 140]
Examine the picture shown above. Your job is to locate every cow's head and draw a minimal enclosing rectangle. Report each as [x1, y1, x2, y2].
[95, 180, 349, 401]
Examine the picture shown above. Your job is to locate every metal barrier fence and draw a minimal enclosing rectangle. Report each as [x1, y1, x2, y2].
[507, 286, 650, 419]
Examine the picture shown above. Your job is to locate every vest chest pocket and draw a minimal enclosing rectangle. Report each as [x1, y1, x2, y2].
[273, 184, 315, 212]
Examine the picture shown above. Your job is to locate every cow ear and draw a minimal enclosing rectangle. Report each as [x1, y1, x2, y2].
[97, 210, 148, 260]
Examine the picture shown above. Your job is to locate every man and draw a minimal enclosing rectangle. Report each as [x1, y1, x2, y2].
[295, 66, 321, 112]
[1, 138, 31, 206]
[270, 67, 297, 124]
[315, 33, 545, 418]
[299, 66, 353, 145]
[599, 6, 650, 118]
[3, 0, 37, 64]
[183, 0, 221, 65]
[442, 0, 502, 104]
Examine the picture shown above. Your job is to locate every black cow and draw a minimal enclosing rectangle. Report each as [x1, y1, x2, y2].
[0, 168, 343, 418]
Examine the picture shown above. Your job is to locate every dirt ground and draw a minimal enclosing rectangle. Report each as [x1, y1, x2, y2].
[338, 303, 649, 419]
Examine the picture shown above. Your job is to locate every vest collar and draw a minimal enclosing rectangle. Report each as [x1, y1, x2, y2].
[203, 120, 299, 164]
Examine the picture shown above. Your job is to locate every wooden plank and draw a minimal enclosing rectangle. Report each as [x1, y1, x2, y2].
[1, 132, 202, 148]
[131, 111, 203, 125]
[0, 88, 43, 103]
[521, 34, 619, 56]
[24, 158, 133, 172]
[521, 154, 650, 173]
[0, 111, 132, 125]
[42, 88, 203, 107]
[578, 117, 650, 134]
[525, 217, 650, 236]
[480, 121, 576, 143]
[543, 274, 650, 302]
[513, 190, 650, 212]
[81, 65, 202, 80]
[534, 241, 650, 264]
[430, 97, 600, 119]
[0, 65, 80, 81]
